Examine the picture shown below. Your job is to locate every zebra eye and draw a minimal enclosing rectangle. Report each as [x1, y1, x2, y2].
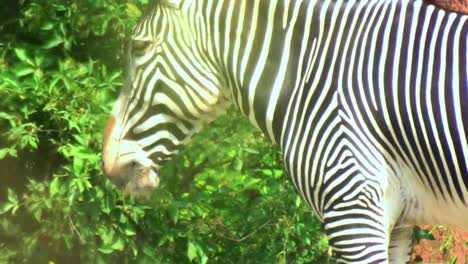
[131, 40, 152, 56]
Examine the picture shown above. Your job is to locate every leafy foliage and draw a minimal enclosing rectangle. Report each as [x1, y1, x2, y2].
[0, 1, 330, 263]
[413, 226, 436, 244]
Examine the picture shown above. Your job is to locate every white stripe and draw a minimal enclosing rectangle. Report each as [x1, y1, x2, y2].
[247, 0, 278, 129]
[438, 13, 461, 201]
[265, 0, 302, 143]
[425, 10, 452, 198]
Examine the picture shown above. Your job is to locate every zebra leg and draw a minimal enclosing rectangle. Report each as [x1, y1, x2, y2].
[323, 208, 389, 263]
[322, 182, 389, 263]
[388, 226, 414, 264]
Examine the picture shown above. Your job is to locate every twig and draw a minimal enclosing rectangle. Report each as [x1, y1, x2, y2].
[215, 219, 272, 242]
[68, 215, 84, 243]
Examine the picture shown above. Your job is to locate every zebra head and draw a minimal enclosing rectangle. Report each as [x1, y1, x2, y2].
[102, 0, 230, 195]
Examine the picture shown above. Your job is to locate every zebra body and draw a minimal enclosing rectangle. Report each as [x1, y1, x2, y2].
[102, 0, 468, 262]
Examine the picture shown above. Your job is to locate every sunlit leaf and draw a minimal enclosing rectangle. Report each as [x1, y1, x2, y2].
[126, 3, 142, 18]
[40, 22, 54, 31]
[44, 37, 64, 49]
[33, 209, 42, 221]
[73, 157, 84, 175]
[7, 189, 18, 205]
[97, 247, 113, 254]
[1, 73, 20, 88]
[0, 202, 14, 215]
[14, 48, 34, 66]
[15, 65, 35, 77]
[187, 241, 197, 262]
[110, 238, 125, 251]
[124, 226, 136, 236]
[0, 148, 17, 159]
[50, 177, 60, 195]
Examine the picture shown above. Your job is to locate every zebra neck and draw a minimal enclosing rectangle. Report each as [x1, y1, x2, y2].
[202, 0, 327, 145]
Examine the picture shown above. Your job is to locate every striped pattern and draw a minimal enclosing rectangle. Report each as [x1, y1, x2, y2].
[110, 0, 468, 262]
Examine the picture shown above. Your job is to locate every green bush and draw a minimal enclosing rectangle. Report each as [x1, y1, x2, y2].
[0, 1, 330, 263]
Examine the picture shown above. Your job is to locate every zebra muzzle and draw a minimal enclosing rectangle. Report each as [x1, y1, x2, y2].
[102, 116, 160, 194]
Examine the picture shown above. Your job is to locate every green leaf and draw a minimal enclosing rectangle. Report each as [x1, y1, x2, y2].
[0, 73, 20, 88]
[187, 241, 197, 262]
[97, 247, 114, 254]
[7, 189, 18, 204]
[124, 226, 136, 236]
[0, 113, 16, 129]
[102, 195, 111, 214]
[10, 148, 17, 158]
[34, 55, 45, 68]
[54, 4, 67, 12]
[186, 241, 208, 263]
[235, 159, 243, 172]
[73, 157, 84, 175]
[450, 256, 458, 264]
[33, 209, 42, 221]
[50, 177, 60, 195]
[28, 135, 38, 149]
[126, 3, 142, 18]
[413, 226, 435, 243]
[41, 22, 54, 31]
[73, 178, 91, 193]
[64, 236, 73, 250]
[119, 212, 128, 224]
[295, 196, 302, 207]
[76, 149, 98, 161]
[0, 148, 17, 159]
[169, 206, 179, 224]
[0, 202, 14, 215]
[0, 112, 13, 121]
[110, 238, 125, 251]
[15, 65, 35, 77]
[14, 48, 34, 66]
[73, 134, 86, 145]
[43, 36, 64, 49]
[14, 48, 27, 61]
[243, 147, 260, 154]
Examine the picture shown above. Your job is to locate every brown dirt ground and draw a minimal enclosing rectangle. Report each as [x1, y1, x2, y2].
[411, 225, 468, 263]
[426, 0, 468, 13]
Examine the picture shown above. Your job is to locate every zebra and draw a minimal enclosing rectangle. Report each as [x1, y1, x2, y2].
[101, 0, 468, 262]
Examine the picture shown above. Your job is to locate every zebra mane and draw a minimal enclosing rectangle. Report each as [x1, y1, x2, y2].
[141, 0, 182, 18]
[150, 0, 183, 8]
